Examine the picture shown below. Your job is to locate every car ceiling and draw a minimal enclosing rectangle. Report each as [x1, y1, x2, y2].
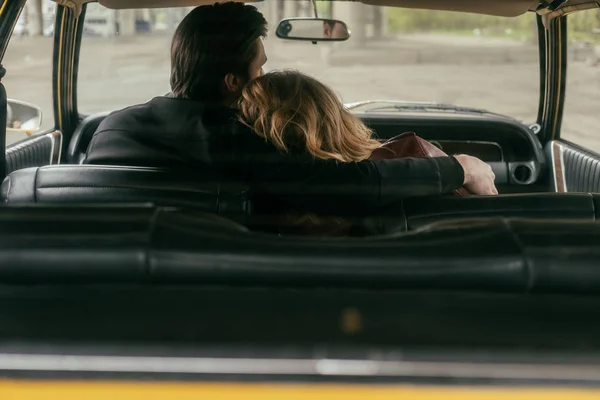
[91, 0, 596, 17]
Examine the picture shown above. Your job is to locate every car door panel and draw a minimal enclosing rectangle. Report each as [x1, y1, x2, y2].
[5, 131, 62, 175]
[547, 140, 600, 193]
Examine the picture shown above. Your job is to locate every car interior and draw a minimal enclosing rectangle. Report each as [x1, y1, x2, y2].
[3, 0, 600, 389]
[3, 1, 600, 236]
[0, 0, 598, 267]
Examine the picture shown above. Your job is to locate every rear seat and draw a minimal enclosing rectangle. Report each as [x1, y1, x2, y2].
[1, 204, 600, 294]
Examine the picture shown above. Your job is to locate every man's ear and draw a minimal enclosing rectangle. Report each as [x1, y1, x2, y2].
[223, 73, 242, 94]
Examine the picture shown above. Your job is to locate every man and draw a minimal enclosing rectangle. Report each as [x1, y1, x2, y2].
[323, 20, 349, 39]
[85, 2, 496, 216]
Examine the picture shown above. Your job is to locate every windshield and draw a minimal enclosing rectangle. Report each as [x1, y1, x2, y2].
[75, 1, 539, 124]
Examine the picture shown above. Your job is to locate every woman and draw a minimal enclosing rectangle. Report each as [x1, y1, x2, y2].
[238, 70, 382, 235]
[238, 70, 381, 164]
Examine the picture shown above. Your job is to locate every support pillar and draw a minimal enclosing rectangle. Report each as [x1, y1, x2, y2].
[118, 9, 136, 36]
[26, 0, 44, 36]
[334, 2, 366, 47]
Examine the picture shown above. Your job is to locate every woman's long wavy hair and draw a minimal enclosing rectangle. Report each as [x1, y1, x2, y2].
[238, 70, 380, 162]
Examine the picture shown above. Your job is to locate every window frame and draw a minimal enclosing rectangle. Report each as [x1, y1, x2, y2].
[553, 6, 600, 150]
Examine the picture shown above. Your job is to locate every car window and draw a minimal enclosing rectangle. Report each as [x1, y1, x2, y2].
[3, 1, 56, 145]
[77, 2, 539, 124]
[77, 4, 189, 114]
[560, 8, 600, 153]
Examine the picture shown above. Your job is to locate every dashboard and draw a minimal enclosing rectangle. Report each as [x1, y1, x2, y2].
[71, 111, 547, 190]
[357, 113, 546, 188]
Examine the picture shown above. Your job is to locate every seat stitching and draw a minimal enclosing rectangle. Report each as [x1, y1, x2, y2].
[37, 186, 154, 191]
[409, 207, 591, 219]
[36, 186, 218, 192]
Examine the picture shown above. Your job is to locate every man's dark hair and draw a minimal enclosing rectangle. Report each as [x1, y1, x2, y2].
[170, 2, 267, 102]
[324, 20, 336, 29]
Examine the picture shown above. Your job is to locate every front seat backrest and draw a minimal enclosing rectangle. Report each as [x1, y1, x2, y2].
[67, 112, 110, 164]
[1, 165, 250, 222]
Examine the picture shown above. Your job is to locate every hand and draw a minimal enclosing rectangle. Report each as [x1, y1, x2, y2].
[454, 154, 498, 195]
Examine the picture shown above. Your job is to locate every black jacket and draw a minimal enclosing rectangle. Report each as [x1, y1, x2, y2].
[84, 96, 464, 215]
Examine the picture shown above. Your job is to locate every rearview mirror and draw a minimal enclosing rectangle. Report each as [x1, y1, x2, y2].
[276, 18, 350, 42]
[6, 99, 42, 132]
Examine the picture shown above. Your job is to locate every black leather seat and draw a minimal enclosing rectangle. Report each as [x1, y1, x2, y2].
[0, 165, 251, 222]
[2, 165, 600, 237]
[3, 204, 600, 294]
[67, 112, 109, 164]
[0, 165, 385, 235]
[402, 192, 600, 229]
